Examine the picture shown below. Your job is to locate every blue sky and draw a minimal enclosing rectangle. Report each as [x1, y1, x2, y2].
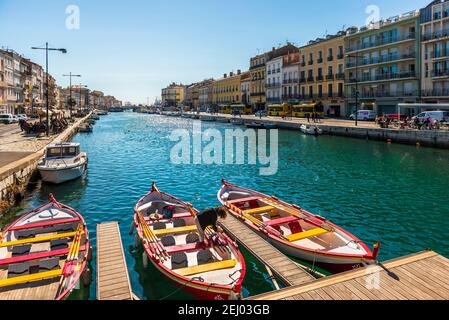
[0, 0, 430, 104]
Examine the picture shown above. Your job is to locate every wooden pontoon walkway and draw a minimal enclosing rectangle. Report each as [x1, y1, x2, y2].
[220, 214, 314, 287]
[249, 250, 449, 300]
[96, 222, 133, 300]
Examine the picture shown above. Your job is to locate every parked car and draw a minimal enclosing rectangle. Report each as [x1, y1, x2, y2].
[0, 114, 15, 124]
[413, 111, 449, 124]
[255, 110, 267, 117]
[349, 110, 377, 121]
[17, 114, 28, 121]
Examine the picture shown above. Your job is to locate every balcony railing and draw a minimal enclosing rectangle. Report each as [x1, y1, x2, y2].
[431, 51, 449, 59]
[336, 73, 345, 80]
[250, 63, 265, 70]
[308, 60, 314, 65]
[327, 56, 334, 62]
[266, 83, 281, 88]
[346, 52, 416, 68]
[422, 89, 449, 97]
[307, 76, 314, 82]
[346, 32, 416, 52]
[250, 92, 265, 97]
[282, 94, 301, 100]
[299, 77, 306, 83]
[326, 74, 334, 80]
[348, 71, 417, 83]
[422, 29, 449, 41]
[267, 98, 281, 103]
[317, 58, 323, 64]
[301, 62, 306, 67]
[337, 53, 344, 59]
[316, 75, 324, 81]
[432, 70, 449, 78]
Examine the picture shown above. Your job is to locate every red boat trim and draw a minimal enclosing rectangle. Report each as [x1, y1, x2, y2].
[265, 216, 299, 226]
[0, 245, 87, 266]
[8, 218, 80, 231]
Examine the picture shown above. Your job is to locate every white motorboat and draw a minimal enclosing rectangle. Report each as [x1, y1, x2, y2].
[300, 124, 323, 136]
[38, 143, 88, 184]
[230, 119, 244, 126]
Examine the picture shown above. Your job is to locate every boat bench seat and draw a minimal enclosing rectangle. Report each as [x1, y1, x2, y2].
[265, 216, 299, 227]
[176, 259, 237, 276]
[287, 228, 330, 242]
[153, 225, 197, 236]
[244, 206, 274, 215]
[165, 243, 209, 254]
[226, 196, 261, 205]
[0, 269, 62, 288]
[0, 231, 81, 248]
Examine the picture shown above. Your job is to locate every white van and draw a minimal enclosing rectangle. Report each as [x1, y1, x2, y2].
[413, 111, 449, 123]
[349, 110, 377, 121]
[0, 114, 15, 124]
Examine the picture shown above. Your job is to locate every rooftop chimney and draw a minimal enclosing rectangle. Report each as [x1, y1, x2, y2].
[230, 72, 234, 77]
[237, 69, 241, 75]
[224, 73, 227, 78]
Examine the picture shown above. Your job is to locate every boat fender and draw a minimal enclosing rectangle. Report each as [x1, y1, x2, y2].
[86, 246, 93, 262]
[142, 252, 149, 268]
[129, 221, 135, 235]
[134, 234, 140, 248]
[82, 266, 92, 287]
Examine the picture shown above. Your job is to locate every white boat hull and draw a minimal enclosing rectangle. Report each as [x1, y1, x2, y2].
[38, 162, 87, 184]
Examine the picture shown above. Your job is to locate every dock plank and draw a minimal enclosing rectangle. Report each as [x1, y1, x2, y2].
[96, 222, 133, 300]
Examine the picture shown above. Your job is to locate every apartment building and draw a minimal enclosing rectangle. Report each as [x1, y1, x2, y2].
[185, 83, 200, 111]
[266, 43, 298, 105]
[212, 71, 242, 106]
[0, 51, 8, 114]
[198, 79, 214, 111]
[298, 33, 347, 116]
[421, 0, 449, 104]
[161, 83, 186, 108]
[249, 53, 267, 111]
[281, 51, 300, 103]
[345, 10, 421, 116]
[240, 71, 251, 106]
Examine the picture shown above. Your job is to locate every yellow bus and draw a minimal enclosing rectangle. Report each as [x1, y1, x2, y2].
[268, 103, 292, 117]
[292, 103, 325, 118]
[218, 105, 232, 114]
[231, 104, 252, 115]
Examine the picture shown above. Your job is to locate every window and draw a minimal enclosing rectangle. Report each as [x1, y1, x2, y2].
[318, 85, 323, 97]
[328, 84, 333, 97]
[309, 86, 313, 98]
[338, 83, 343, 97]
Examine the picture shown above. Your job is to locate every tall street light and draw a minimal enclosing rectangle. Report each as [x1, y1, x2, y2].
[63, 72, 81, 118]
[31, 42, 67, 136]
[346, 53, 364, 127]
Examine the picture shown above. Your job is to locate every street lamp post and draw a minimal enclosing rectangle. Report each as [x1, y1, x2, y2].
[31, 42, 67, 136]
[63, 72, 81, 119]
[346, 53, 363, 127]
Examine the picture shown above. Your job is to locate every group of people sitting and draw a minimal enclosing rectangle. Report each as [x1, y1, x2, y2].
[18, 116, 69, 135]
[375, 115, 445, 130]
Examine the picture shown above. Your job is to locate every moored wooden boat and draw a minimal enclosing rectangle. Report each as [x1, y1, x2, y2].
[0, 195, 91, 300]
[132, 182, 246, 300]
[300, 124, 323, 136]
[217, 180, 380, 273]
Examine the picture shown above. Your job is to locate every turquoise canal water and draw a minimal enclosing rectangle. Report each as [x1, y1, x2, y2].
[2, 112, 449, 299]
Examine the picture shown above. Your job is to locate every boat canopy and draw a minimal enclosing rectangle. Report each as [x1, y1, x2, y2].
[45, 143, 81, 158]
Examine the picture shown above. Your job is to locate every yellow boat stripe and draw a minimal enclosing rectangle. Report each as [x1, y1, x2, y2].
[153, 225, 197, 236]
[287, 228, 330, 242]
[0, 269, 62, 288]
[0, 231, 82, 248]
[176, 259, 237, 276]
[244, 206, 274, 215]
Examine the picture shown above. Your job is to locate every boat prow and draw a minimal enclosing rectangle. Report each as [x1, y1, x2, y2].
[133, 182, 246, 300]
[218, 180, 379, 273]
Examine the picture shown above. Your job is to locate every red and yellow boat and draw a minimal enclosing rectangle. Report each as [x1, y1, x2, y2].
[133, 182, 246, 300]
[0, 195, 90, 300]
[218, 180, 380, 273]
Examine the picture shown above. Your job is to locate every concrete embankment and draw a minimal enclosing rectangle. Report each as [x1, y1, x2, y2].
[196, 114, 449, 149]
[0, 115, 90, 213]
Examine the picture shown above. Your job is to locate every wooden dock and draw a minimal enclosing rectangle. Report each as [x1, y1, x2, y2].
[249, 250, 449, 300]
[96, 222, 133, 300]
[219, 214, 314, 287]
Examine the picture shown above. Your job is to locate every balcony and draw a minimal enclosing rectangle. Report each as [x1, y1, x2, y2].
[431, 51, 449, 59]
[266, 83, 281, 88]
[317, 58, 323, 64]
[326, 74, 334, 80]
[307, 76, 314, 82]
[346, 52, 416, 68]
[277, 69, 281, 73]
[348, 71, 417, 83]
[301, 62, 306, 67]
[337, 53, 344, 59]
[250, 63, 265, 70]
[349, 90, 419, 99]
[346, 33, 416, 52]
[327, 56, 334, 62]
[432, 69, 449, 78]
[250, 92, 265, 97]
[336, 73, 345, 80]
[316, 75, 324, 81]
[308, 60, 314, 65]
[267, 70, 272, 75]
[299, 77, 306, 83]
[422, 29, 449, 42]
[422, 89, 449, 97]
[282, 94, 301, 100]
[267, 97, 281, 103]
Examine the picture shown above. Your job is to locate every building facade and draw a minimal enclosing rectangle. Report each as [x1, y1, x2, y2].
[161, 83, 186, 108]
[345, 10, 421, 116]
[240, 71, 251, 106]
[198, 79, 214, 111]
[299, 32, 347, 116]
[249, 53, 267, 111]
[212, 71, 242, 106]
[421, 0, 449, 104]
[282, 51, 300, 103]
